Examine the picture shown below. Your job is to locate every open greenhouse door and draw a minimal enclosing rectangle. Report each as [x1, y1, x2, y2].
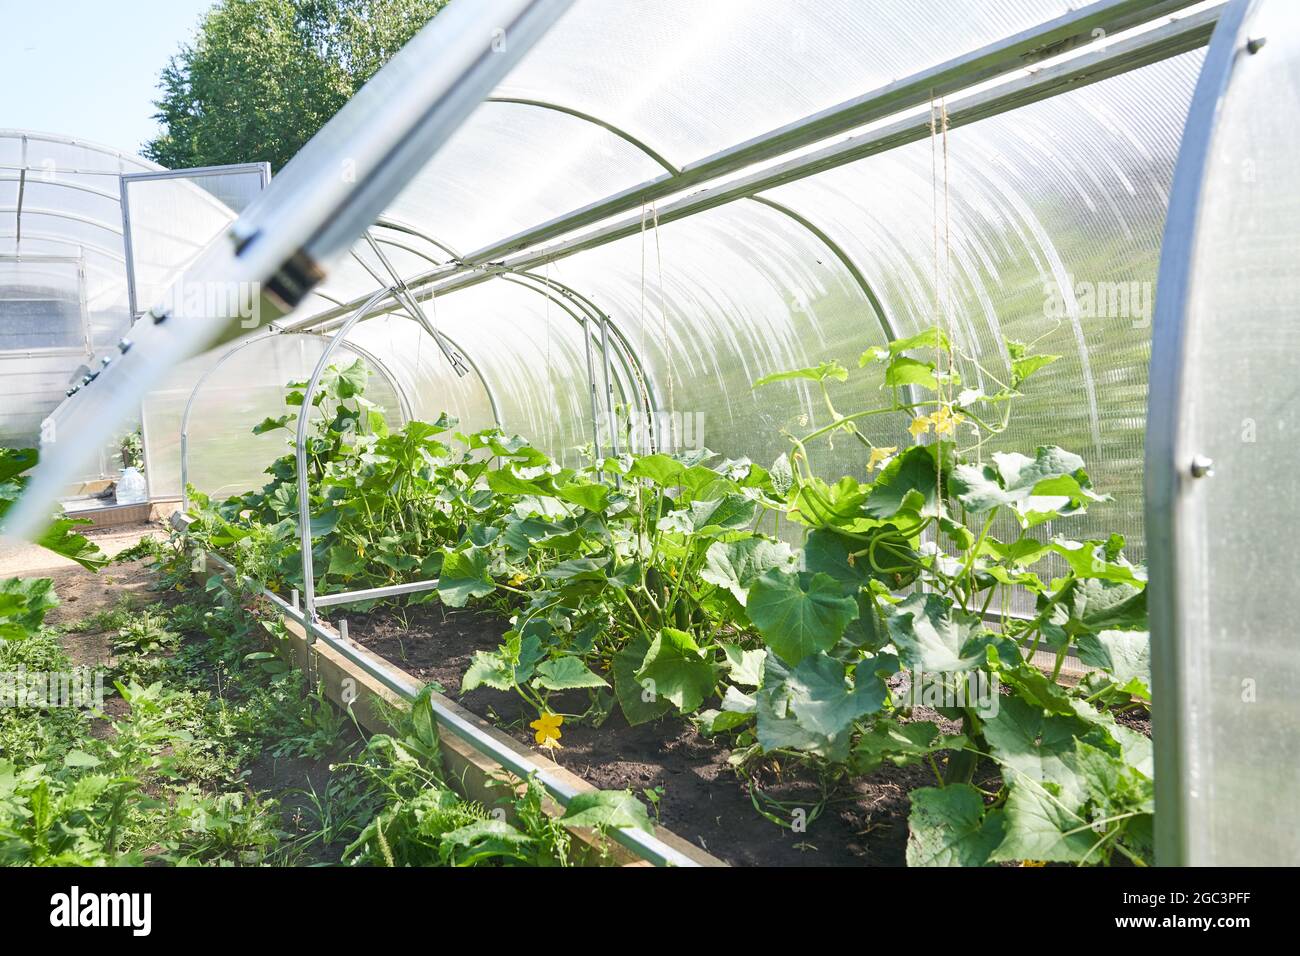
[1148, 0, 1300, 865]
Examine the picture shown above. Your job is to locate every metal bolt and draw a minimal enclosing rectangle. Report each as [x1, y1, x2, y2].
[118, 337, 133, 353]
[100, 356, 112, 367]
[1190, 455, 1215, 478]
[1247, 36, 1267, 54]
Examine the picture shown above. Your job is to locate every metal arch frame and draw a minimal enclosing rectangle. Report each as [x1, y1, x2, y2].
[513, 273, 665, 414]
[512, 267, 665, 450]
[359, 230, 470, 378]
[353, 315, 504, 429]
[484, 96, 680, 174]
[177, 327, 413, 511]
[499, 272, 645, 457]
[415, 5, 1224, 306]
[325, 226, 646, 454]
[498, 273, 615, 456]
[296, 288, 406, 624]
[470, 96, 917, 440]
[1144, 0, 1254, 867]
[323, 229, 505, 430]
[746, 195, 900, 344]
[373, 216, 463, 262]
[744, 194, 925, 417]
[352, 230, 504, 427]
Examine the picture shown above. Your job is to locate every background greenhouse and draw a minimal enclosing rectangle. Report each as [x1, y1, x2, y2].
[0, 0, 1294, 871]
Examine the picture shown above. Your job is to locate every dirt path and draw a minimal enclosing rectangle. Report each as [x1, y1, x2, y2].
[0, 522, 165, 665]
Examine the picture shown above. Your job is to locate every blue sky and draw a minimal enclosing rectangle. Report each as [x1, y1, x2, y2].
[1, 0, 216, 155]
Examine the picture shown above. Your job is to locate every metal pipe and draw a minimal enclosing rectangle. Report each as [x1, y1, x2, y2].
[411, 4, 1225, 309]
[313, 577, 441, 608]
[599, 314, 620, 459]
[296, 288, 398, 624]
[582, 315, 603, 457]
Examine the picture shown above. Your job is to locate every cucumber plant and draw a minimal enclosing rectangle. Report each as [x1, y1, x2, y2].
[184, 335, 1153, 865]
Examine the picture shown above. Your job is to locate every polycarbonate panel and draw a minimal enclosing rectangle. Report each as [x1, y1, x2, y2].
[1150, 0, 1300, 866]
[142, 334, 406, 500]
[368, 279, 605, 468]
[376, 99, 666, 263]
[552, 199, 891, 477]
[122, 175, 244, 316]
[0, 131, 153, 483]
[499, 0, 1075, 166]
[762, 53, 1204, 563]
[344, 312, 496, 432]
[0, 259, 84, 350]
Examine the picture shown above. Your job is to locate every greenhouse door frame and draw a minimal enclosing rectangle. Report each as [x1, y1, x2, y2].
[118, 162, 272, 320]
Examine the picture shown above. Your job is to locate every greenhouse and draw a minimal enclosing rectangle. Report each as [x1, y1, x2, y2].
[0, 0, 1296, 884]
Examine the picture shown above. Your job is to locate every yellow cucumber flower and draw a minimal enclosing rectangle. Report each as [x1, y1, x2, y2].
[867, 445, 897, 472]
[530, 711, 564, 748]
[929, 404, 965, 437]
[908, 416, 931, 441]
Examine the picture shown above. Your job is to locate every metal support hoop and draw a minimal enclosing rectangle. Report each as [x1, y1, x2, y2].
[297, 288, 400, 624]
[286, 1, 1222, 334]
[513, 272, 665, 449]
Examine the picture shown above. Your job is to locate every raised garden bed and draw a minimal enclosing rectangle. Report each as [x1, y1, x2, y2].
[332, 600, 972, 866]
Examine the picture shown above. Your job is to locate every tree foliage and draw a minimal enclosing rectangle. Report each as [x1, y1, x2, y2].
[144, 0, 446, 171]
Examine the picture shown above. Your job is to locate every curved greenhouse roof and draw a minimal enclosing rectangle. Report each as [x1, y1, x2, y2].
[222, 0, 1220, 562]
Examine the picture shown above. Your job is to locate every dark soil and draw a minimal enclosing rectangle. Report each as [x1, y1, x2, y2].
[246, 749, 359, 865]
[338, 602, 984, 867]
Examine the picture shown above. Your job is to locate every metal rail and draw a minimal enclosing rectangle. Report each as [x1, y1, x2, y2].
[406, 4, 1226, 307]
[312, 577, 442, 609]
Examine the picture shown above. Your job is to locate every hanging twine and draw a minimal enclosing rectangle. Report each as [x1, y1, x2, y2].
[651, 201, 676, 451]
[542, 260, 556, 455]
